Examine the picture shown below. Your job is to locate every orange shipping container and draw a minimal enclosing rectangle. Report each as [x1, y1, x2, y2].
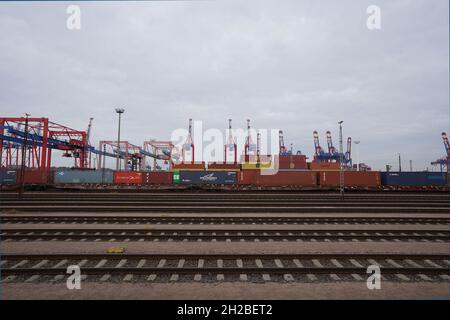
[276, 155, 307, 169]
[255, 171, 317, 187]
[16, 169, 51, 184]
[237, 170, 258, 185]
[143, 172, 172, 184]
[172, 162, 205, 171]
[207, 163, 241, 171]
[319, 171, 381, 187]
[309, 162, 340, 171]
[113, 171, 143, 184]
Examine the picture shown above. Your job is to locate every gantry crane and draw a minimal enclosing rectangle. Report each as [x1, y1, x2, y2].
[182, 118, 194, 163]
[313, 130, 352, 166]
[431, 132, 450, 172]
[244, 119, 256, 158]
[224, 119, 237, 164]
[0, 117, 89, 171]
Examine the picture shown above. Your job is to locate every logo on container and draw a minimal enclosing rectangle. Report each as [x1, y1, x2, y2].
[200, 173, 218, 182]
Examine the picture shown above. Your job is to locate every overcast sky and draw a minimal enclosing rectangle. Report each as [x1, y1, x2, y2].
[0, 0, 448, 170]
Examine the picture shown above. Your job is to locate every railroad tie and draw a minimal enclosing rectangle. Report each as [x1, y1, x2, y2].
[95, 259, 107, 268]
[312, 259, 323, 268]
[157, 259, 166, 268]
[395, 274, 410, 281]
[11, 260, 28, 269]
[32, 260, 48, 269]
[136, 259, 146, 268]
[1, 275, 16, 283]
[25, 275, 40, 282]
[349, 259, 363, 268]
[331, 259, 343, 268]
[386, 259, 403, 268]
[274, 259, 284, 268]
[170, 259, 185, 281]
[424, 260, 442, 268]
[293, 259, 303, 268]
[404, 259, 422, 268]
[100, 274, 111, 282]
[0, 260, 8, 267]
[217, 259, 224, 281]
[116, 259, 127, 268]
[418, 274, 433, 281]
[52, 275, 65, 282]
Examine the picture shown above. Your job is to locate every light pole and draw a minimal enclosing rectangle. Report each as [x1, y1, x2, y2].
[115, 108, 125, 171]
[338, 121, 344, 199]
[19, 113, 30, 197]
[354, 140, 360, 171]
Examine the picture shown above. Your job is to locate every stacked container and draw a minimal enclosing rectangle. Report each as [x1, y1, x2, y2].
[143, 171, 173, 184]
[319, 171, 381, 187]
[207, 162, 241, 171]
[55, 169, 114, 184]
[113, 171, 143, 184]
[177, 171, 237, 185]
[172, 162, 206, 171]
[380, 172, 447, 187]
[309, 162, 340, 171]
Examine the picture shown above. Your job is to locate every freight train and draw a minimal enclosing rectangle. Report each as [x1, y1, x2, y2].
[1, 165, 449, 191]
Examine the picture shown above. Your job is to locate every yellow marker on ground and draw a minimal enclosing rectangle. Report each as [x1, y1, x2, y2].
[107, 247, 125, 254]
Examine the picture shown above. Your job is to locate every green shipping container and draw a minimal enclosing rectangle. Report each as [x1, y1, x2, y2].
[173, 170, 180, 184]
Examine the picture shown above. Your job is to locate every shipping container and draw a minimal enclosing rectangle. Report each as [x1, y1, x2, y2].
[275, 155, 307, 169]
[55, 169, 113, 184]
[143, 171, 173, 184]
[241, 162, 272, 170]
[237, 170, 257, 185]
[309, 162, 340, 171]
[254, 170, 317, 187]
[319, 171, 381, 187]
[15, 170, 51, 184]
[0, 170, 17, 184]
[179, 171, 237, 185]
[172, 162, 205, 171]
[380, 172, 447, 187]
[113, 171, 143, 184]
[207, 162, 241, 171]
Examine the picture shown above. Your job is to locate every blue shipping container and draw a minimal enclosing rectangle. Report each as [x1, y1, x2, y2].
[55, 169, 114, 184]
[381, 172, 447, 186]
[179, 171, 237, 185]
[0, 170, 17, 184]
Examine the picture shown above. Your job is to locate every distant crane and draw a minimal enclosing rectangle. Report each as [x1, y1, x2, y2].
[84, 117, 93, 168]
[182, 118, 194, 163]
[326, 130, 337, 155]
[313, 130, 324, 158]
[431, 132, 450, 172]
[279, 130, 288, 155]
[244, 119, 256, 158]
[224, 119, 237, 164]
[313, 130, 352, 166]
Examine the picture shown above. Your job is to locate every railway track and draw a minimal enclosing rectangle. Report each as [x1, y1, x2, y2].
[2, 253, 450, 283]
[2, 228, 450, 242]
[2, 216, 450, 225]
[2, 192, 449, 213]
[2, 205, 450, 213]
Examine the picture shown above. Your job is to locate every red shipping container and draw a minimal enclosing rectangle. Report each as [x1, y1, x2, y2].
[16, 170, 51, 184]
[172, 162, 205, 171]
[208, 162, 241, 171]
[319, 171, 381, 187]
[237, 170, 258, 185]
[113, 171, 143, 184]
[310, 162, 340, 171]
[276, 155, 307, 169]
[143, 172, 172, 184]
[254, 171, 317, 187]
